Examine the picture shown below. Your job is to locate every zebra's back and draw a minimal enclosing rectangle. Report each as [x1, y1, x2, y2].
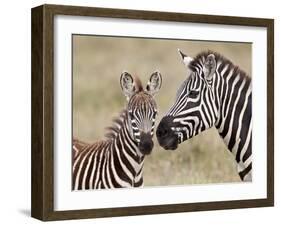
[72, 139, 109, 190]
[73, 138, 88, 159]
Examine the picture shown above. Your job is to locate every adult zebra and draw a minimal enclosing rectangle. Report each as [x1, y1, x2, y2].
[73, 71, 162, 190]
[156, 50, 252, 181]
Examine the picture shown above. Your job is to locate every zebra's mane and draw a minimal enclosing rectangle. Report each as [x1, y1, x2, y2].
[189, 50, 251, 81]
[105, 109, 128, 140]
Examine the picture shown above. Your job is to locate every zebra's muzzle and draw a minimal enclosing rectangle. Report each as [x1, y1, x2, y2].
[156, 116, 179, 150]
[138, 132, 154, 155]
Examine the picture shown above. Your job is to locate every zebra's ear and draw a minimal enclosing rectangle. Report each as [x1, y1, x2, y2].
[178, 49, 194, 68]
[120, 71, 135, 100]
[146, 71, 162, 96]
[203, 54, 216, 80]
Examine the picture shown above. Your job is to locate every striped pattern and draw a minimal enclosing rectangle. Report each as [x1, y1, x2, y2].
[161, 51, 252, 181]
[72, 111, 145, 190]
[128, 93, 158, 142]
[73, 72, 160, 190]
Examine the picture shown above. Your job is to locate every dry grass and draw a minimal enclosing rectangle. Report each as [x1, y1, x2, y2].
[73, 35, 251, 186]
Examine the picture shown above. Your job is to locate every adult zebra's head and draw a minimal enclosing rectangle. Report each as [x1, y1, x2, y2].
[156, 50, 219, 150]
[120, 71, 162, 155]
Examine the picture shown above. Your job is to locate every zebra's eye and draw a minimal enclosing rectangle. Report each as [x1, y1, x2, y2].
[189, 90, 199, 98]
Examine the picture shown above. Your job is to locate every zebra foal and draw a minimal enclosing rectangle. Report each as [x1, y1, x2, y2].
[73, 71, 162, 190]
[156, 50, 252, 181]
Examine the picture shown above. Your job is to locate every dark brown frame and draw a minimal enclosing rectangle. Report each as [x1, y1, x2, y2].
[31, 4, 274, 221]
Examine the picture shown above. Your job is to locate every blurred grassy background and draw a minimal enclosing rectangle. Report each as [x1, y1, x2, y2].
[73, 35, 251, 186]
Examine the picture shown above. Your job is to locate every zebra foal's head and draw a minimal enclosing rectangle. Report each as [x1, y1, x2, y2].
[120, 71, 162, 155]
[156, 50, 219, 150]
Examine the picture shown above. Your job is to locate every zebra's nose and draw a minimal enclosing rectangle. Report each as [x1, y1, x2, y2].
[139, 132, 154, 155]
[156, 116, 179, 150]
[156, 116, 174, 139]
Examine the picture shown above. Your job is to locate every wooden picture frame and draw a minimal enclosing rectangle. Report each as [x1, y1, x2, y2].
[31, 4, 274, 221]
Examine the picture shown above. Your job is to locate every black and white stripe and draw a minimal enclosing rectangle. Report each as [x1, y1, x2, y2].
[156, 50, 252, 181]
[73, 111, 145, 190]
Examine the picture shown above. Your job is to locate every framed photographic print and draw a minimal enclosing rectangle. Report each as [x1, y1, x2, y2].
[31, 4, 274, 221]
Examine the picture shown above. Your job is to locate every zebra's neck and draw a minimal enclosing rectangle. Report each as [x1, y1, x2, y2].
[214, 62, 252, 160]
[106, 110, 144, 181]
